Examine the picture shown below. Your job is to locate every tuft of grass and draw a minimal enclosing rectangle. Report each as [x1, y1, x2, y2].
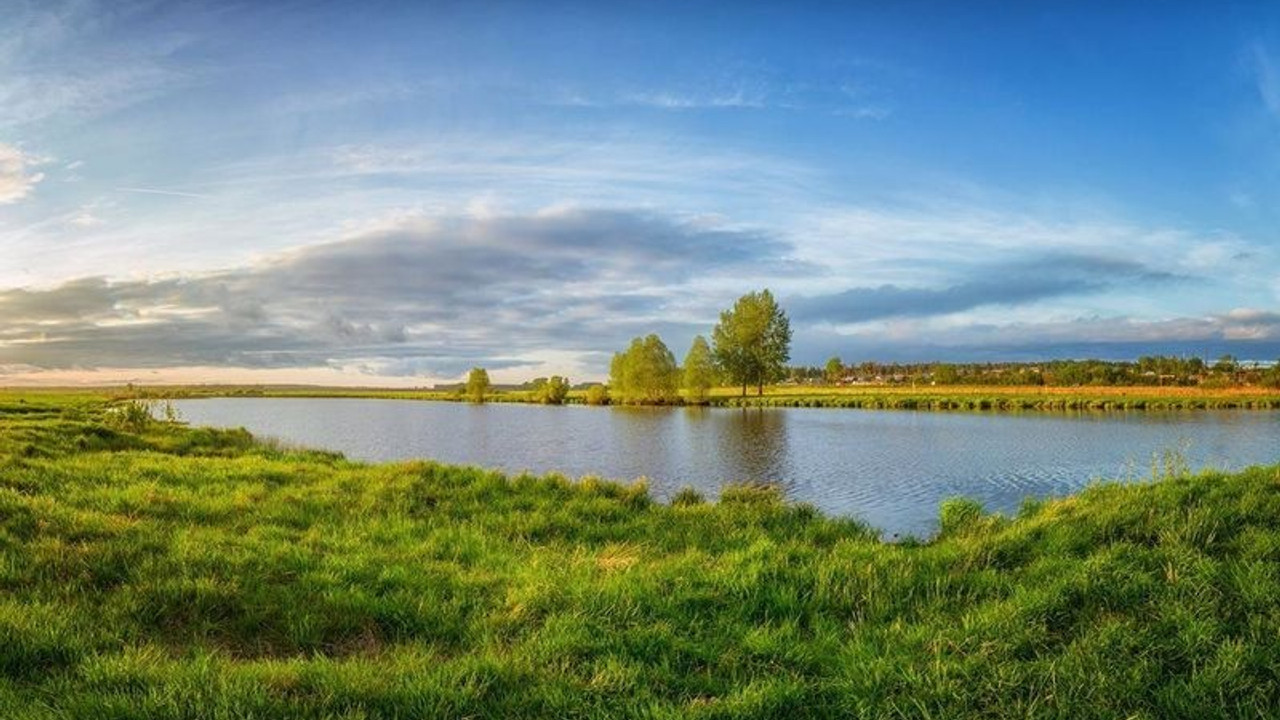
[2, 391, 1280, 717]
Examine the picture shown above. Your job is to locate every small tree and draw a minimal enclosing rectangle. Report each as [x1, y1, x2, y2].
[711, 289, 792, 396]
[682, 335, 716, 405]
[610, 334, 680, 404]
[584, 384, 610, 405]
[465, 367, 491, 403]
[932, 363, 960, 384]
[536, 375, 570, 404]
[824, 356, 844, 385]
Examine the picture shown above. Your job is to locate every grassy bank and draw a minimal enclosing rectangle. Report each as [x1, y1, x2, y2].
[68, 381, 1280, 411]
[3, 393, 1280, 717]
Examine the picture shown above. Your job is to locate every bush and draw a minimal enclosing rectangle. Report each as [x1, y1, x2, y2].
[584, 384, 610, 406]
[535, 376, 571, 405]
[103, 400, 153, 433]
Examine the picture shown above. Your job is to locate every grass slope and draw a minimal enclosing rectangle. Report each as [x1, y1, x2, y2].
[2, 394, 1280, 718]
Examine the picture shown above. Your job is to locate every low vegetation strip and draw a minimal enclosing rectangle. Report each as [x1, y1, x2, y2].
[3, 394, 1280, 717]
[68, 382, 1280, 411]
[716, 392, 1280, 410]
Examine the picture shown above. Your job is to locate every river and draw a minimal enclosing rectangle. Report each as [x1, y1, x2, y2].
[171, 398, 1280, 537]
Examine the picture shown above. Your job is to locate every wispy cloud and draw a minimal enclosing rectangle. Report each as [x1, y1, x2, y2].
[115, 187, 209, 199]
[0, 143, 47, 203]
[1251, 44, 1280, 119]
[792, 202, 1268, 296]
[793, 310, 1280, 363]
[790, 254, 1186, 324]
[616, 88, 768, 110]
[552, 73, 890, 118]
[0, 1, 199, 130]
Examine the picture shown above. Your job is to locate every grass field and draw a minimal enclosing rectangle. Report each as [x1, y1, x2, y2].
[3, 392, 1280, 717]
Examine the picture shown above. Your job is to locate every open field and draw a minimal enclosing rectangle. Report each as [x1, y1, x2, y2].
[3, 393, 1280, 717]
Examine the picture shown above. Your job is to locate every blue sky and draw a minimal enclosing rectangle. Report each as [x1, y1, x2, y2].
[2, 0, 1280, 385]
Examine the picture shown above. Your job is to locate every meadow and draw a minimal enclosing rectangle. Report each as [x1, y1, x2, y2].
[3, 391, 1280, 717]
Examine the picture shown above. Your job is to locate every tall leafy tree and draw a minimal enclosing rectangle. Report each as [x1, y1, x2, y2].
[609, 334, 680, 404]
[682, 335, 716, 405]
[711, 289, 792, 396]
[825, 356, 844, 385]
[465, 367, 490, 403]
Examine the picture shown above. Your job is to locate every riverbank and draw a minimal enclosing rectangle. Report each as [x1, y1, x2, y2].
[3, 393, 1280, 717]
[48, 382, 1280, 411]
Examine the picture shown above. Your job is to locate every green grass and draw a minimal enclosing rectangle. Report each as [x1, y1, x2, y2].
[3, 393, 1280, 717]
[95, 381, 1280, 411]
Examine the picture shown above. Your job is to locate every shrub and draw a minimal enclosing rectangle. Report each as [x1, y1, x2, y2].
[584, 384, 610, 406]
[103, 400, 153, 433]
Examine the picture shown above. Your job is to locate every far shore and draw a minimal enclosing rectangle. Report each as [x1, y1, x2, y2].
[7, 382, 1280, 411]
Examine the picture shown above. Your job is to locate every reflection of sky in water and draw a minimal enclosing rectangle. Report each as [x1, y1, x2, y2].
[173, 399, 1280, 538]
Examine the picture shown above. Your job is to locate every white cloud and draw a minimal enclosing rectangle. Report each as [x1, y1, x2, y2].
[0, 143, 46, 203]
[68, 208, 104, 228]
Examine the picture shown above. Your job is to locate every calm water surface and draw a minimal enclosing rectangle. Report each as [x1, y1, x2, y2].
[172, 398, 1280, 537]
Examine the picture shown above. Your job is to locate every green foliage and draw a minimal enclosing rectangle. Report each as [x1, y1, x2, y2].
[609, 334, 680, 405]
[681, 335, 716, 405]
[712, 289, 792, 397]
[465, 367, 491, 403]
[932, 362, 960, 384]
[534, 375, 571, 405]
[824, 355, 844, 384]
[670, 486, 705, 506]
[103, 399, 155, 432]
[938, 497, 986, 536]
[782, 355, 1276, 389]
[7, 393, 1280, 717]
[584, 384, 610, 406]
[719, 389, 1280, 410]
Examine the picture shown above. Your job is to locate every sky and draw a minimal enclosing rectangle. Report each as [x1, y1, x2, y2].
[2, 0, 1280, 386]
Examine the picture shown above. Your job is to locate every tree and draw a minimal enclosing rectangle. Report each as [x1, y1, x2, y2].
[536, 375, 570, 405]
[824, 356, 844, 385]
[932, 363, 960, 384]
[682, 335, 716, 405]
[609, 334, 680, 404]
[465, 367, 490, 403]
[584, 384, 610, 405]
[711, 289, 792, 396]
[1213, 354, 1239, 375]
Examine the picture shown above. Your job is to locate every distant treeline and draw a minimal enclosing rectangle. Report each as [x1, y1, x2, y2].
[790, 355, 1280, 388]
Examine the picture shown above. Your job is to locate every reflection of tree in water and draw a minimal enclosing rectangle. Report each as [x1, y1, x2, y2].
[723, 408, 790, 489]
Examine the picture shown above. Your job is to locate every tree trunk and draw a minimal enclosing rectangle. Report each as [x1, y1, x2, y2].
[757, 381, 763, 396]
[741, 382, 747, 398]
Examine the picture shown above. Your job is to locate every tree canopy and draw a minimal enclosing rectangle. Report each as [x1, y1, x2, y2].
[711, 289, 792, 396]
[825, 356, 844, 384]
[610, 334, 680, 404]
[465, 367, 490, 403]
[534, 375, 571, 405]
[682, 335, 716, 405]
